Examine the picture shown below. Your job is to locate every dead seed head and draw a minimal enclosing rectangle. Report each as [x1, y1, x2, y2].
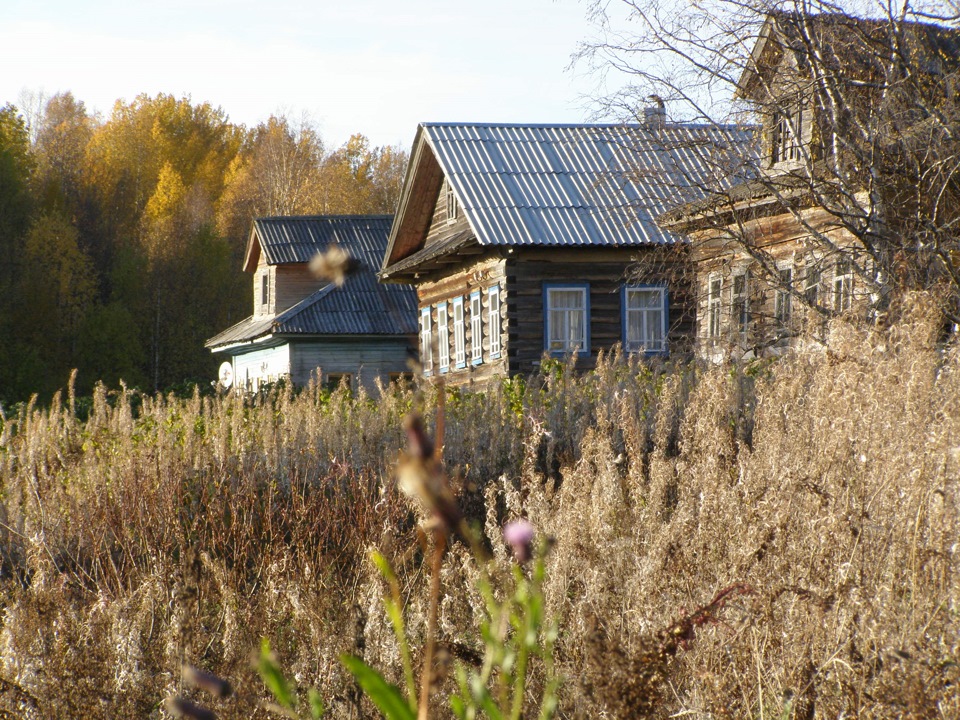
[166, 696, 217, 720]
[183, 664, 232, 698]
[308, 242, 359, 286]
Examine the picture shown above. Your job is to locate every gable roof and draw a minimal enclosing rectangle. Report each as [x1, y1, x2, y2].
[243, 214, 396, 272]
[736, 11, 960, 100]
[208, 215, 418, 351]
[381, 122, 754, 279]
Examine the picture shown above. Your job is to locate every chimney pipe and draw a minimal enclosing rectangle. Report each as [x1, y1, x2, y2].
[644, 95, 666, 131]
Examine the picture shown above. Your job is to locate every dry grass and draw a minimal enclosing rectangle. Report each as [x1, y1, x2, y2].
[0, 294, 958, 718]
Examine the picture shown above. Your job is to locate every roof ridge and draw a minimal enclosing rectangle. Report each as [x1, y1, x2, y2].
[421, 121, 746, 131]
[255, 214, 393, 222]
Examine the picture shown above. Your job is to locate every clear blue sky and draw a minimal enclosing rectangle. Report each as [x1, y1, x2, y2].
[2, 0, 611, 148]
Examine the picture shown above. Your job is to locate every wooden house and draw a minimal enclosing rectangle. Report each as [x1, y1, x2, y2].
[206, 215, 418, 391]
[659, 12, 960, 357]
[379, 120, 751, 386]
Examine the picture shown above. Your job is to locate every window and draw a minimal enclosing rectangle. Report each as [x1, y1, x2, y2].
[470, 291, 483, 364]
[775, 265, 793, 326]
[623, 286, 667, 353]
[732, 271, 750, 336]
[707, 274, 722, 338]
[452, 296, 466, 368]
[388, 372, 414, 388]
[445, 180, 458, 223]
[420, 307, 433, 374]
[545, 284, 589, 355]
[261, 271, 270, 309]
[437, 302, 450, 372]
[771, 100, 803, 164]
[805, 261, 821, 307]
[488, 285, 501, 359]
[324, 373, 352, 393]
[833, 258, 853, 311]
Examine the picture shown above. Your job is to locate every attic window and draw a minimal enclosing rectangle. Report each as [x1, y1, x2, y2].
[261, 271, 270, 309]
[771, 98, 803, 164]
[445, 180, 458, 223]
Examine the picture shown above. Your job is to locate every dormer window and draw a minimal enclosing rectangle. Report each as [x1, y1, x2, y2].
[770, 99, 804, 164]
[445, 180, 458, 223]
[260, 270, 270, 310]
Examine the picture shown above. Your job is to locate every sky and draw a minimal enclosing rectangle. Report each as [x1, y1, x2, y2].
[1, 0, 612, 149]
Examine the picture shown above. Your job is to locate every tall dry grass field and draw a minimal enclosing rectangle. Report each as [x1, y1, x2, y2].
[0, 296, 957, 719]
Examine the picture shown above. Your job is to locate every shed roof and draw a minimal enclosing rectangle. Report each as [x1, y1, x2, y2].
[381, 122, 754, 277]
[209, 215, 418, 351]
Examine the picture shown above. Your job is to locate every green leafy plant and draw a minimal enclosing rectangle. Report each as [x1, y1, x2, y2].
[259, 638, 326, 719]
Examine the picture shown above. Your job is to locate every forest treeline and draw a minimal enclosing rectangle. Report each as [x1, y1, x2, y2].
[0, 93, 408, 405]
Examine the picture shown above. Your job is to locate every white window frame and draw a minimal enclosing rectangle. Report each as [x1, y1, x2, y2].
[437, 302, 450, 372]
[452, 296, 466, 368]
[420, 307, 433, 375]
[771, 97, 803, 164]
[544, 284, 589, 355]
[445, 180, 458, 223]
[833, 258, 853, 312]
[623, 285, 668, 354]
[470, 291, 483, 364]
[260, 270, 270, 310]
[775, 263, 794, 327]
[488, 285, 501, 359]
[805, 259, 822, 307]
[707, 273, 722, 339]
[731, 270, 750, 337]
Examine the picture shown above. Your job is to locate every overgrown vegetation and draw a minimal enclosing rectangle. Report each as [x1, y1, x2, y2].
[1, 298, 958, 718]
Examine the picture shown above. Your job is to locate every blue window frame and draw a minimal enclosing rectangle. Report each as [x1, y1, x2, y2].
[544, 283, 590, 356]
[622, 285, 668, 354]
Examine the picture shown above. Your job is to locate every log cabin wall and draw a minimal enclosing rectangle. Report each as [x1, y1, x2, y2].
[505, 246, 695, 375]
[690, 206, 860, 352]
[415, 253, 508, 388]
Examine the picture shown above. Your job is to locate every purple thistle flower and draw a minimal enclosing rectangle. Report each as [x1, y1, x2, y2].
[503, 520, 535, 563]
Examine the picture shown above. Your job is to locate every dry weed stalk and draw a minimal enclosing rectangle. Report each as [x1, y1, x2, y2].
[0, 297, 956, 718]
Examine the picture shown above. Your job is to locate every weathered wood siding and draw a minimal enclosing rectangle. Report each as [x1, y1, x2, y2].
[253, 259, 274, 317]
[274, 264, 325, 314]
[504, 247, 695, 374]
[289, 339, 415, 392]
[423, 181, 471, 250]
[232, 344, 290, 392]
[253, 258, 327, 316]
[415, 254, 508, 388]
[691, 206, 862, 355]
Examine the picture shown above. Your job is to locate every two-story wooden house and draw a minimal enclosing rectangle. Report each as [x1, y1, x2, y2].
[206, 215, 418, 391]
[379, 120, 752, 386]
[659, 12, 960, 356]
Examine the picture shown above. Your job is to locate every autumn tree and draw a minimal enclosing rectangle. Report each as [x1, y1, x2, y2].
[581, 0, 960, 326]
[13, 214, 97, 396]
[81, 94, 247, 389]
[0, 105, 35, 402]
[319, 133, 408, 214]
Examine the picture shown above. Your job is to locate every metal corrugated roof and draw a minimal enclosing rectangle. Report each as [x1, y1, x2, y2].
[255, 214, 395, 266]
[422, 122, 755, 248]
[207, 215, 417, 349]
